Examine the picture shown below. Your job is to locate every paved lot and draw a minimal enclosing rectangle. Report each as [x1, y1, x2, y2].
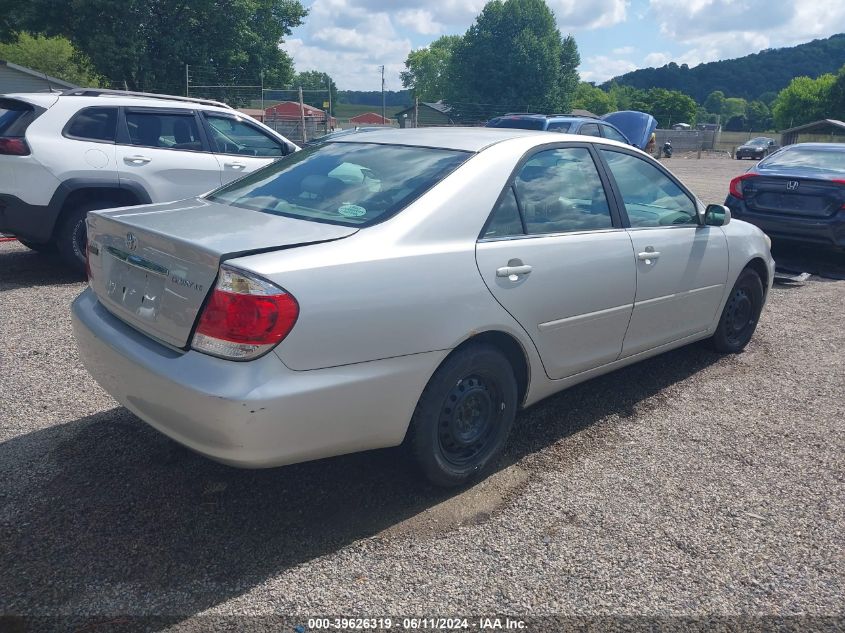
[1, 158, 844, 631]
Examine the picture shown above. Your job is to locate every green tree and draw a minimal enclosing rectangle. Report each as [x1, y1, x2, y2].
[7, 0, 307, 96]
[772, 74, 836, 129]
[747, 100, 772, 131]
[400, 35, 461, 101]
[0, 32, 102, 86]
[645, 88, 697, 127]
[607, 83, 649, 112]
[572, 82, 614, 115]
[703, 90, 725, 115]
[447, 0, 579, 112]
[721, 97, 747, 121]
[293, 70, 338, 115]
[829, 65, 845, 120]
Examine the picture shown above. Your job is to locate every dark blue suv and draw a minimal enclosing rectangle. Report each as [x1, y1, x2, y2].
[486, 111, 657, 151]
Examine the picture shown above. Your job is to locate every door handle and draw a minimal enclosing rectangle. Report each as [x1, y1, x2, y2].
[637, 250, 661, 263]
[226, 162, 246, 170]
[496, 264, 532, 279]
[124, 155, 151, 165]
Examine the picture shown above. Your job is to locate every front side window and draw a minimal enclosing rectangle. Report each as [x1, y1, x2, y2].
[125, 112, 203, 151]
[207, 142, 470, 226]
[512, 147, 613, 234]
[205, 114, 286, 157]
[600, 124, 628, 143]
[600, 149, 697, 227]
[65, 107, 118, 142]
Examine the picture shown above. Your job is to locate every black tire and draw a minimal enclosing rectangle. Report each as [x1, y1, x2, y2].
[408, 344, 518, 487]
[17, 238, 56, 253]
[709, 268, 764, 353]
[56, 201, 108, 274]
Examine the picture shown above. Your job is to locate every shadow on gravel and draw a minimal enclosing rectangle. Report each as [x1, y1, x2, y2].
[0, 245, 83, 289]
[771, 241, 845, 281]
[0, 344, 722, 628]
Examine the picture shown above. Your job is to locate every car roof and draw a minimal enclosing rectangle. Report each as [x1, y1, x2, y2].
[329, 126, 629, 152]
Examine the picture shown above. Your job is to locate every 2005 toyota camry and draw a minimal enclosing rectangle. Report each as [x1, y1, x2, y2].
[72, 128, 774, 486]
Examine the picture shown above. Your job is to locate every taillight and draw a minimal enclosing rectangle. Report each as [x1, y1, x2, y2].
[0, 137, 30, 156]
[191, 265, 299, 360]
[729, 173, 757, 199]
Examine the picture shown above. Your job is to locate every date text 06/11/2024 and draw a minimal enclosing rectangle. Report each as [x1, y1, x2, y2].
[301, 617, 527, 630]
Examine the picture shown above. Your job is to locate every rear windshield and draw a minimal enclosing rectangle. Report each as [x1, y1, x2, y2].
[206, 142, 471, 226]
[0, 99, 36, 136]
[487, 117, 546, 131]
[760, 147, 845, 174]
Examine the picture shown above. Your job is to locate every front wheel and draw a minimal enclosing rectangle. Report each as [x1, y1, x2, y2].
[709, 268, 764, 353]
[408, 344, 518, 487]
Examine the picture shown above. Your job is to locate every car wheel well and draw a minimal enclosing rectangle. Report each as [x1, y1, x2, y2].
[52, 188, 140, 238]
[451, 331, 529, 407]
[745, 257, 769, 297]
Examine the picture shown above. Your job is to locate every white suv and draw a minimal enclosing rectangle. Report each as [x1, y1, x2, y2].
[0, 89, 298, 271]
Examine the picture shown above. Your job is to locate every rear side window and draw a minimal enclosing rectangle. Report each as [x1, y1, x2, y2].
[547, 121, 572, 132]
[578, 123, 601, 137]
[0, 99, 39, 136]
[207, 142, 470, 227]
[125, 111, 203, 151]
[65, 107, 118, 142]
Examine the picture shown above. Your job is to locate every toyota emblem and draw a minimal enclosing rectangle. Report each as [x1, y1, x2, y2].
[786, 180, 800, 191]
[125, 232, 138, 251]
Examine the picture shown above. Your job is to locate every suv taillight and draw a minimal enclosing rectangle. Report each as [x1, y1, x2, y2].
[729, 173, 757, 199]
[191, 265, 299, 360]
[0, 137, 30, 156]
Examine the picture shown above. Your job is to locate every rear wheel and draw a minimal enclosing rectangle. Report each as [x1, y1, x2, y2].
[709, 268, 764, 353]
[56, 201, 112, 274]
[408, 344, 517, 487]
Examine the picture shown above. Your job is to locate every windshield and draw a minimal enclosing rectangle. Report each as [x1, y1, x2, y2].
[487, 117, 546, 131]
[760, 146, 845, 174]
[206, 142, 471, 226]
[746, 138, 770, 147]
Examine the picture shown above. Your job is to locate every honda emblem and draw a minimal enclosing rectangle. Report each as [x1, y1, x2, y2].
[125, 232, 138, 251]
[786, 181, 800, 191]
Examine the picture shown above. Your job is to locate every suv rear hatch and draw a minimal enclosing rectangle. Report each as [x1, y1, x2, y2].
[86, 197, 357, 348]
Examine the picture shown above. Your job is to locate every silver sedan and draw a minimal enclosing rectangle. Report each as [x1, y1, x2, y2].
[72, 128, 775, 486]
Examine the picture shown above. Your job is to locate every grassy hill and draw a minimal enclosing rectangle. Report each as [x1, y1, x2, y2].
[603, 34, 845, 102]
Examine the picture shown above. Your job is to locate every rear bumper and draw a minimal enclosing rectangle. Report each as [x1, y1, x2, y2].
[0, 194, 60, 242]
[72, 289, 445, 468]
[726, 196, 845, 248]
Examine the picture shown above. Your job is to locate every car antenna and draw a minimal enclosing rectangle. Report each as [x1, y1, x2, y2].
[42, 70, 55, 93]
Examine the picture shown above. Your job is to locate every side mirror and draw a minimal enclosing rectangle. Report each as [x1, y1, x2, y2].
[704, 204, 731, 226]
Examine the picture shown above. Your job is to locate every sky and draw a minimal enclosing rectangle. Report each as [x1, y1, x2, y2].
[282, 0, 845, 92]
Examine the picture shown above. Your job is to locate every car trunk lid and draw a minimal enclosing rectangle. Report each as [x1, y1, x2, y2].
[742, 174, 845, 218]
[86, 197, 357, 348]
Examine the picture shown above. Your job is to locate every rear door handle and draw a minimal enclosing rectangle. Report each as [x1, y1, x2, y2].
[226, 162, 246, 170]
[637, 250, 661, 262]
[124, 155, 151, 165]
[496, 264, 532, 279]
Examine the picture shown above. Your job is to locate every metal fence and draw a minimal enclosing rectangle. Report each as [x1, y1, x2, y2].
[655, 128, 721, 152]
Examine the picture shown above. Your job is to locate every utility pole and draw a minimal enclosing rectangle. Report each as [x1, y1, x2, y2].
[185, 64, 189, 97]
[260, 69, 264, 113]
[327, 76, 333, 133]
[380, 65, 386, 124]
[298, 86, 307, 143]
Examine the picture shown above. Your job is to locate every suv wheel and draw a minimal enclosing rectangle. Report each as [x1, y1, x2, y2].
[56, 201, 110, 274]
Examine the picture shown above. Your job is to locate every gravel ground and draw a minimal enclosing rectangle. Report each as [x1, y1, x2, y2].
[1, 158, 844, 632]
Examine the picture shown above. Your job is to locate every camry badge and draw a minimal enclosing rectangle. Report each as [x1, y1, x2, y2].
[786, 181, 800, 191]
[125, 232, 138, 251]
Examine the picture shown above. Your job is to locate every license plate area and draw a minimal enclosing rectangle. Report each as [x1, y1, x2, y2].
[104, 248, 166, 322]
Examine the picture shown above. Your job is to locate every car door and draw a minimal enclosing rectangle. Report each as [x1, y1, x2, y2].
[475, 145, 637, 380]
[116, 107, 222, 202]
[598, 148, 729, 357]
[202, 112, 290, 184]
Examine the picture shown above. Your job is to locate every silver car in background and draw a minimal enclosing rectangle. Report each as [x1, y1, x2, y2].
[72, 128, 774, 486]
